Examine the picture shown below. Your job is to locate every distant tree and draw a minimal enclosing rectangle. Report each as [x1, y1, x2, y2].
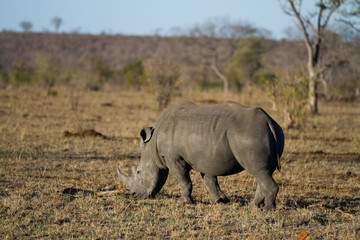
[186, 17, 261, 93]
[320, 28, 360, 98]
[19, 21, 32, 32]
[226, 37, 264, 90]
[336, 0, 360, 31]
[280, 0, 360, 113]
[51, 17, 62, 33]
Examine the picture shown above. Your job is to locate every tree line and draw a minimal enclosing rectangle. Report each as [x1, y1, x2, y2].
[1, 1, 359, 126]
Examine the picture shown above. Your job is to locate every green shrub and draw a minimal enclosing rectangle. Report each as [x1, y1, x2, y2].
[0, 71, 10, 87]
[33, 54, 58, 88]
[253, 71, 276, 85]
[82, 54, 114, 91]
[11, 60, 34, 85]
[202, 81, 224, 89]
[92, 58, 113, 84]
[121, 59, 145, 88]
[47, 89, 58, 96]
[8, 55, 60, 88]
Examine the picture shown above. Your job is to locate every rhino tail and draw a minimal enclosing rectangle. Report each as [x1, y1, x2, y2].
[268, 122, 284, 172]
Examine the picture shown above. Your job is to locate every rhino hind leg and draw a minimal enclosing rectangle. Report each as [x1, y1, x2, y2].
[252, 171, 279, 211]
[201, 174, 229, 203]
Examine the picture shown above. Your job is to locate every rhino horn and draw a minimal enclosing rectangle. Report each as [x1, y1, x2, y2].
[117, 167, 132, 188]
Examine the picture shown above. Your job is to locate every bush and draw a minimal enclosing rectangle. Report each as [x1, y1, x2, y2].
[33, 54, 59, 88]
[267, 68, 309, 129]
[83, 54, 114, 91]
[92, 58, 113, 84]
[6, 56, 60, 88]
[253, 71, 276, 85]
[146, 58, 180, 111]
[202, 81, 224, 89]
[0, 71, 10, 88]
[121, 59, 145, 88]
[11, 60, 34, 85]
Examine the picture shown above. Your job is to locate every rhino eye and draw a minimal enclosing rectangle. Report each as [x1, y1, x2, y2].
[137, 170, 141, 174]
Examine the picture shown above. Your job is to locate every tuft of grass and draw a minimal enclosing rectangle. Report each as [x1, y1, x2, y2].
[0, 86, 359, 239]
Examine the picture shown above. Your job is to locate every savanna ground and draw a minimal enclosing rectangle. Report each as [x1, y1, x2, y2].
[0, 86, 359, 239]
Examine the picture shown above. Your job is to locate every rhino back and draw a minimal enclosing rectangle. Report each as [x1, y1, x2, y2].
[155, 101, 275, 176]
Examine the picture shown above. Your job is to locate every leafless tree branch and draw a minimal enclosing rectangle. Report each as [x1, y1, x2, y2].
[320, 2, 341, 34]
[287, 0, 312, 50]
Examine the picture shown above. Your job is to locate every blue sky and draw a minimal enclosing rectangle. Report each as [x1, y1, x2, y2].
[0, 0, 318, 39]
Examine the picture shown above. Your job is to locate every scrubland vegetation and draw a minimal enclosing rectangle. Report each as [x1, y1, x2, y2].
[0, 30, 359, 99]
[0, 11, 359, 237]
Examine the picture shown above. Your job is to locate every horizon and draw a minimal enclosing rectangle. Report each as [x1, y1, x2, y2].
[0, 0, 323, 40]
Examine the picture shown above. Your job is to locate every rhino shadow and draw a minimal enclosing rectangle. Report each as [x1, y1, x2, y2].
[155, 192, 252, 206]
[284, 195, 360, 214]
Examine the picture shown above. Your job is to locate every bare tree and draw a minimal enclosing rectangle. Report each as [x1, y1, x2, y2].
[280, 0, 360, 113]
[51, 17, 63, 33]
[19, 21, 32, 32]
[337, 0, 360, 31]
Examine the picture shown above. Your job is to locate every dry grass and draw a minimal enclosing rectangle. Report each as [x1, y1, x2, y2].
[0, 86, 359, 239]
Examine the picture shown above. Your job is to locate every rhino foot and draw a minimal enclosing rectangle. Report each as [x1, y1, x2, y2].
[179, 196, 194, 204]
[211, 194, 229, 204]
[250, 172, 279, 211]
[262, 204, 276, 212]
[249, 200, 276, 211]
[249, 200, 263, 208]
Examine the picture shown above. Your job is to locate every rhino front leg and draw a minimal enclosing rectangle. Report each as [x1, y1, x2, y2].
[166, 158, 194, 203]
[201, 174, 229, 203]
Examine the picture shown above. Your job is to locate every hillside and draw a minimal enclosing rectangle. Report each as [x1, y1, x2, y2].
[0, 32, 359, 95]
[0, 32, 305, 77]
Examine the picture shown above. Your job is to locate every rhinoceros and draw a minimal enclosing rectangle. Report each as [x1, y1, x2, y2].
[117, 101, 284, 210]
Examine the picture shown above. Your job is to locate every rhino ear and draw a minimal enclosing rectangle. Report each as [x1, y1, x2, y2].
[140, 127, 154, 143]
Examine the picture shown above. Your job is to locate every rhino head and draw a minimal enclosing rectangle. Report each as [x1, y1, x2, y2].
[117, 127, 168, 198]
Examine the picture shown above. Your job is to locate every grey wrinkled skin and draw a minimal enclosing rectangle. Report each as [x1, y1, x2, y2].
[117, 101, 284, 211]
